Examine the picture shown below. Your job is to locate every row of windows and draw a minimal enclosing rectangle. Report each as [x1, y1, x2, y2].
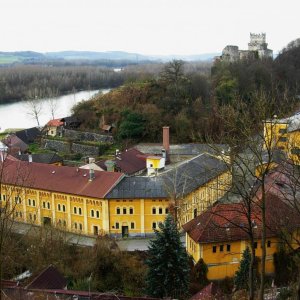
[212, 244, 231, 253]
[152, 207, 168, 215]
[90, 209, 100, 218]
[43, 201, 51, 209]
[0, 195, 6, 201]
[116, 207, 134, 215]
[254, 241, 272, 248]
[57, 219, 67, 227]
[73, 207, 82, 215]
[114, 222, 135, 229]
[29, 213, 37, 221]
[28, 199, 36, 206]
[57, 204, 66, 212]
[15, 211, 23, 218]
[74, 222, 83, 230]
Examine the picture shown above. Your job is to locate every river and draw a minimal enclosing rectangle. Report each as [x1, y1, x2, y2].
[0, 89, 110, 132]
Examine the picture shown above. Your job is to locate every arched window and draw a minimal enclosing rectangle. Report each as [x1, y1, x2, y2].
[28, 199, 31, 206]
[152, 207, 156, 215]
[159, 207, 163, 214]
[43, 202, 46, 208]
[78, 207, 82, 215]
[91, 210, 94, 217]
[96, 211, 100, 218]
[62, 205, 66, 212]
[123, 207, 127, 214]
[58, 204, 61, 211]
[32, 200, 36, 207]
[131, 222, 135, 229]
[116, 207, 120, 215]
[129, 207, 134, 214]
[79, 223, 83, 230]
[74, 207, 77, 214]
[74, 222, 78, 229]
[152, 222, 157, 229]
[116, 222, 119, 229]
[165, 208, 169, 214]
[47, 202, 50, 209]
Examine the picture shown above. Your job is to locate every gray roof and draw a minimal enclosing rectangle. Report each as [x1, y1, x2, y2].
[14, 153, 63, 164]
[106, 153, 228, 199]
[135, 143, 229, 156]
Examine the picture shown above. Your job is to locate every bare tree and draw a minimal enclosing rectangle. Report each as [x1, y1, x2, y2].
[205, 91, 294, 300]
[25, 88, 43, 127]
[46, 87, 59, 120]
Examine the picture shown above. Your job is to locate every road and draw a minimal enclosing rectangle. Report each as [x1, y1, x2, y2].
[11, 221, 185, 251]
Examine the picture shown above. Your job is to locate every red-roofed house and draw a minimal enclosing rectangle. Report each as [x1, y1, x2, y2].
[46, 118, 64, 137]
[183, 171, 300, 280]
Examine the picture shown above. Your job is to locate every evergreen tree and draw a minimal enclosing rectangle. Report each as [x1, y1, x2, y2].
[145, 214, 190, 299]
[234, 247, 251, 290]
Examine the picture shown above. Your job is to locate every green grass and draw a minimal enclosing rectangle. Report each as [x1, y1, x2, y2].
[0, 55, 21, 64]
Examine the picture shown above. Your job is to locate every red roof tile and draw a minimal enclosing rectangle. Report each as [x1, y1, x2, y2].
[47, 119, 64, 127]
[0, 158, 124, 199]
[183, 192, 300, 244]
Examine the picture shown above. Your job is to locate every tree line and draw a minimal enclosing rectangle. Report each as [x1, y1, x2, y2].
[73, 41, 300, 144]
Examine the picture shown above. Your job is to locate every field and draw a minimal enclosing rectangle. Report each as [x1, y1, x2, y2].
[0, 55, 21, 64]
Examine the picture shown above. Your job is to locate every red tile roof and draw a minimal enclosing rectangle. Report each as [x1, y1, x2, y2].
[0, 158, 124, 199]
[47, 119, 64, 127]
[183, 192, 300, 244]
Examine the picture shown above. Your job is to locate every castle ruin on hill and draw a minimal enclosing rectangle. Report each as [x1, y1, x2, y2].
[220, 33, 273, 62]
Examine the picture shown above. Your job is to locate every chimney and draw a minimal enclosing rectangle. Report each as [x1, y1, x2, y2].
[28, 154, 33, 163]
[89, 167, 95, 181]
[105, 160, 115, 172]
[163, 126, 170, 163]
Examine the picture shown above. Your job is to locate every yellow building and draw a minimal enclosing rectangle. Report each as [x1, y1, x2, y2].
[0, 152, 231, 238]
[183, 185, 299, 280]
[264, 113, 300, 164]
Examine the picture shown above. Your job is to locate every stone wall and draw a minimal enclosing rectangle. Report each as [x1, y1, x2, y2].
[63, 129, 113, 143]
[42, 139, 100, 156]
[41, 139, 71, 153]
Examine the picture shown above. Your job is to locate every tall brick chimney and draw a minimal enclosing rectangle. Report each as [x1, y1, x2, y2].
[163, 126, 170, 163]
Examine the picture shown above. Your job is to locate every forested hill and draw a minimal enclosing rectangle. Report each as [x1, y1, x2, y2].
[73, 41, 300, 144]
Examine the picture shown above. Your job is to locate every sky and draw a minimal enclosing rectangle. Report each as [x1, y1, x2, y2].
[1, 0, 299, 55]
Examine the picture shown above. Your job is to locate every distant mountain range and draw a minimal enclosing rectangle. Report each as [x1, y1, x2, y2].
[0, 50, 219, 65]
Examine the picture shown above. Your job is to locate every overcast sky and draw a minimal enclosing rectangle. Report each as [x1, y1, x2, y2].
[1, 0, 299, 55]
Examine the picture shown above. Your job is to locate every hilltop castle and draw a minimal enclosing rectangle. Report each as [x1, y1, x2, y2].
[220, 33, 273, 62]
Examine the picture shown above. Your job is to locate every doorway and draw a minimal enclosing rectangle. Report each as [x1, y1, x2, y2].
[122, 226, 129, 238]
[93, 226, 99, 236]
[43, 217, 51, 226]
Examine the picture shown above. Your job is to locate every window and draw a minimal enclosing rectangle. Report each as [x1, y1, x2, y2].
[74, 222, 78, 229]
[91, 210, 95, 217]
[291, 148, 300, 155]
[220, 245, 224, 252]
[2, 195, 6, 201]
[79, 223, 83, 230]
[96, 211, 100, 218]
[28, 199, 31, 206]
[116, 207, 120, 214]
[131, 222, 135, 229]
[115, 222, 119, 229]
[33, 214, 36, 221]
[43, 202, 46, 208]
[78, 208, 82, 215]
[159, 207, 163, 214]
[254, 242, 258, 249]
[129, 208, 133, 214]
[58, 204, 61, 211]
[32, 200, 36, 207]
[267, 240, 271, 248]
[152, 207, 156, 214]
[165, 208, 169, 214]
[152, 222, 157, 229]
[62, 205, 66, 212]
[193, 208, 197, 218]
[212, 246, 217, 253]
[74, 207, 77, 214]
[47, 202, 50, 209]
[279, 128, 287, 134]
[63, 220, 66, 227]
[123, 207, 127, 214]
[279, 137, 287, 142]
[15, 196, 21, 204]
[227, 244, 231, 252]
